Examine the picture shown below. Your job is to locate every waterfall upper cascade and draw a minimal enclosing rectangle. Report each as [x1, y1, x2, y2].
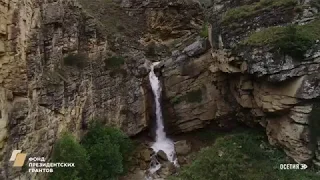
[148, 62, 178, 175]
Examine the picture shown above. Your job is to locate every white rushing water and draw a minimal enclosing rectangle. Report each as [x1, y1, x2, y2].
[148, 62, 178, 169]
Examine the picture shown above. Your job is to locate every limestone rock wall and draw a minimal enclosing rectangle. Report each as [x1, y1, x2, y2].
[0, 0, 320, 179]
[206, 0, 320, 166]
[160, 0, 320, 168]
[162, 39, 240, 133]
[0, 0, 151, 179]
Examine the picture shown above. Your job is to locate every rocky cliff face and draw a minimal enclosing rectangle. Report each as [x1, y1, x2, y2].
[0, 0, 148, 179]
[0, 0, 204, 179]
[1, 0, 320, 179]
[160, 0, 320, 167]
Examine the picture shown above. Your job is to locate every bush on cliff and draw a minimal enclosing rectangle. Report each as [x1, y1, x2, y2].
[81, 122, 133, 180]
[49, 123, 133, 180]
[169, 131, 319, 180]
[49, 133, 90, 180]
[200, 22, 209, 38]
[243, 19, 320, 59]
[276, 25, 314, 58]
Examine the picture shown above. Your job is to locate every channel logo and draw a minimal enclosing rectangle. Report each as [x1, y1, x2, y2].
[9, 150, 27, 167]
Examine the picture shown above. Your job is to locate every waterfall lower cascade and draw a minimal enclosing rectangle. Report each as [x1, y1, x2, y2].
[148, 62, 179, 177]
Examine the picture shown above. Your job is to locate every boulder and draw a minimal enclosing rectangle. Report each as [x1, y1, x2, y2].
[158, 162, 177, 177]
[182, 39, 208, 57]
[174, 140, 192, 155]
[157, 150, 168, 161]
[178, 157, 187, 165]
[140, 148, 152, 162]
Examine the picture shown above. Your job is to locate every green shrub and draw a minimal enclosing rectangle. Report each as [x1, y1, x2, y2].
[81, 122, 133, 180]
[63, 53, 87, 68]
[105, 56, 125, 69]
[169, 131, 319, 180]
[50, 123, 133, 180]
[200, 22, 209, 38]
[222, 0, 298, 23]
[49, 133, 90, 180]
[276, 25, 314, 58]
[242, 26, 286, 45]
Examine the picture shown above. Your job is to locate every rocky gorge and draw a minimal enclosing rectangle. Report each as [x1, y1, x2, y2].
[0, 0, 320, 179]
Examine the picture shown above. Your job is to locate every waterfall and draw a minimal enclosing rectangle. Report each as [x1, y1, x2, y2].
[149, 63, 166, 142]
[148, 62, 178, 168]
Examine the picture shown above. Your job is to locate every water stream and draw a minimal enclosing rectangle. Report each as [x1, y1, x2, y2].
[148, 62, 178, 176]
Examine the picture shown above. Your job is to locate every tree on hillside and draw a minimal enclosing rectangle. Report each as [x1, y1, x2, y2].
[49, 133, 90, 180]
[81, 121, 133, 180]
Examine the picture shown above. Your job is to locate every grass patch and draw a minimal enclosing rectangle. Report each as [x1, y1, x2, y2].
[242, 19, 320, 58]
[63, 53, 87, 68]
[242, 26, 287, 45]
[169, 130, 320, 180]
[105, 56, 125, 69]
[200, 22, 209, 38]
[222, 0, 298, 23]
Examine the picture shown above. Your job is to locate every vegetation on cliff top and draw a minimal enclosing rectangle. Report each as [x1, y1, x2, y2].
[242, 19, 320, 58]
[169, 130, 320, 180]
[222, 0, 298, 23]
[50, 122, 133, 180]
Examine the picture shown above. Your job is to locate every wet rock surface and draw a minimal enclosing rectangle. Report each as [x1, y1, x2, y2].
[157, 150, 169, 162]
